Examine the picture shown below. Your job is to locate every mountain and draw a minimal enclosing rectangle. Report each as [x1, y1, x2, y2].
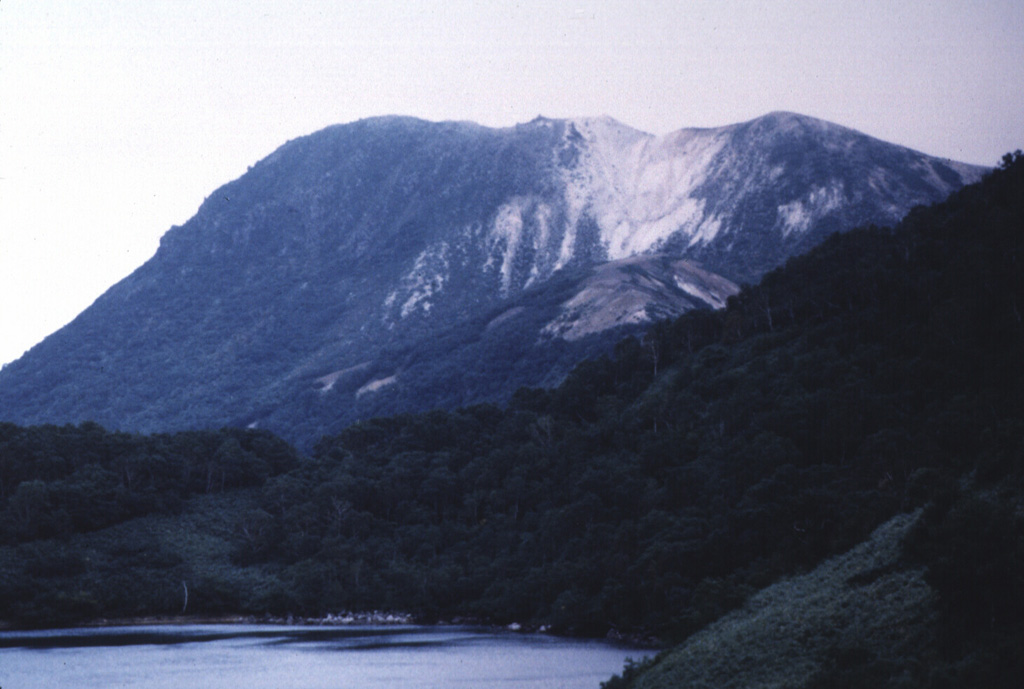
[0, 112, 986, 446]
[3, 153, 1022, 667]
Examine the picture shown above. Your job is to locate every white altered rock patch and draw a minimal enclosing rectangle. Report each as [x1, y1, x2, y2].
[384, 243, 451, 318]
[777, 183, 845, 236]
[565, 118, 730, 260]
[357, 375, 397, 397]
[542, 256, 739, 341]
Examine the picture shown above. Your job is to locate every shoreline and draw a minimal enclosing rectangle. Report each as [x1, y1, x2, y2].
[0, 612, 662, 647]
[0, 610, 420, 632]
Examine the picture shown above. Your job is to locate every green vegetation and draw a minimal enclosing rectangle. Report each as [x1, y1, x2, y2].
[0, 425, 300, 627]
[609, 512, 934, 688]
[1, 152, 1023, 685]
[602, 150, 1024, 686]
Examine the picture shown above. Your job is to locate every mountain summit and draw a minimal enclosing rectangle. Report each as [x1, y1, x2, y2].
[0, 113, 986, 445]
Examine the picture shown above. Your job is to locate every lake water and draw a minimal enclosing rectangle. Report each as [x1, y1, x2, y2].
[0, 624, 647, 688]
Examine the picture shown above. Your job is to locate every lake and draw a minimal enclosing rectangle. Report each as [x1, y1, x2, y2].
[0, 624, 648, 688]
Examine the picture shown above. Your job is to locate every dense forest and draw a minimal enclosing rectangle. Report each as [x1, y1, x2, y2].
[1, 153, 1022, 686]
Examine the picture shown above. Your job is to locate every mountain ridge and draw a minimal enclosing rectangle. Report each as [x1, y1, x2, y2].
[0, 112, 988, 446]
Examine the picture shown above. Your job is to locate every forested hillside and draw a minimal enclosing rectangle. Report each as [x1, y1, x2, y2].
[2, 152, 1022, 685]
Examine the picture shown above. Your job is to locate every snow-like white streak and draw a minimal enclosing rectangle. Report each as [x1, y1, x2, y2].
[777, 200, 812, 235]
[777, 183, 845, 237]
[675, 277, 728, 309]
[487, 199, 565, 293]
[560, 117, 729, 261]
[533, 203, 553, 254]
[688, 214, 723, 247]
[527, 203, 554, 285]
[392, 243, 449, 317]
[357, 375, 397, 397]
[488, 113, 976, 291]
[865, 169, 907, 220]
[554, 221, 578, 271]
[490, 200, 526, 293]
[314, 362, 372, 394]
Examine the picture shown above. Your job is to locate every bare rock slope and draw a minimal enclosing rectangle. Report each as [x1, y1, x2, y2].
[0, 112, 986, 446]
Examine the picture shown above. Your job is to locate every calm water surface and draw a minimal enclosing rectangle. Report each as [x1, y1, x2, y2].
[0, 624, 648, 688]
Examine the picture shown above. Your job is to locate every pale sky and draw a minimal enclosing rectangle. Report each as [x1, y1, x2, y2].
[2, 0, 1023, 366]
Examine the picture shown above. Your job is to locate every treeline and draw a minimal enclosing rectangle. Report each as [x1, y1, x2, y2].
[246, 153, 1024, 637]
[0, 423, 301, 544]
[1, 153, 1022, 664]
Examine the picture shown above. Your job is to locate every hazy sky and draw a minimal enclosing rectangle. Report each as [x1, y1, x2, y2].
[2, 0, 1023, 366]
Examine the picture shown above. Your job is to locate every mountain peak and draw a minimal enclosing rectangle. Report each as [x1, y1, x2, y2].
[0, 111, 988, 446]
[735, 110, 856, 138]
[758, 109, 821, 123]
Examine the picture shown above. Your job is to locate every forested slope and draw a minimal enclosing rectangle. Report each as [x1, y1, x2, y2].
[606, 151, 1024, 687]
[1, 154, 1022, 687]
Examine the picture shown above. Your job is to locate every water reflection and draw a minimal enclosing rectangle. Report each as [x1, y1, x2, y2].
[0, 624, 647, 689]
